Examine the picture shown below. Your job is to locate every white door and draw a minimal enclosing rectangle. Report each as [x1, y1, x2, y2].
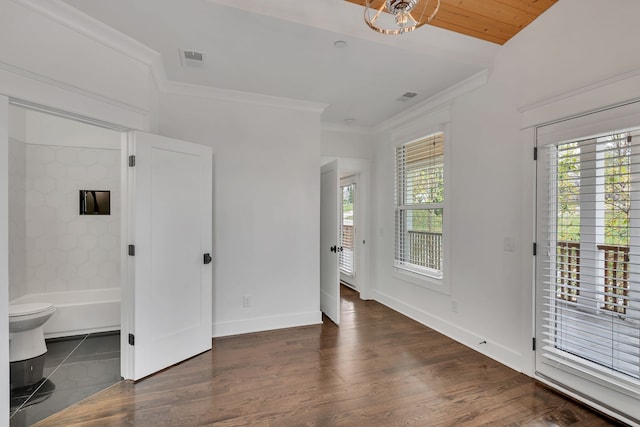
[320, 161, 340, 325]
[127, 131, 212, 380]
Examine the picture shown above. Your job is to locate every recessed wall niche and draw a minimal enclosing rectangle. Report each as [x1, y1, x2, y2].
[79, 190, 111, 215]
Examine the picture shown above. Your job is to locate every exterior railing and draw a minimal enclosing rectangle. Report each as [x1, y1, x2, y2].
[556, 241, 630, 314]
[342, 224, 354, 250]
[597, 244, 630, 315]
[408, 231, 442, 271]
[557, 241, 580, 302]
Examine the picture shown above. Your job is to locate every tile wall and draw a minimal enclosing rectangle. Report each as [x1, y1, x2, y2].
[9, 141, 121, 296]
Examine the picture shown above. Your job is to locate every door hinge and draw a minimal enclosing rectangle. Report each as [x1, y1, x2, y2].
[533, 146, 538, 161]
[128, 155, 136, 167]
[532, 337, 536, 351]
[128, 244, 135, 256]
[128, 333, 135, 346]
[533, 242, 537, 256]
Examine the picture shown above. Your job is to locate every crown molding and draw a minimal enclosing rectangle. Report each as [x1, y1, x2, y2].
[0, 61, 149, 117]
[519, 68, 640, 129]
[161, 80, 327, 113]
[375, 69, 489, 133]
[10, 0, 328, 115]
[11, 0, 159, 66]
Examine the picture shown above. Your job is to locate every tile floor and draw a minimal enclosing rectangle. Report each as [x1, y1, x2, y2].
[9, 332, 121, 426]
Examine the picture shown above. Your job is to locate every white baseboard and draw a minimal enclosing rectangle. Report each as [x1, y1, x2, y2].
[212, 310, 322, 338]
[372, 290, 524, 373]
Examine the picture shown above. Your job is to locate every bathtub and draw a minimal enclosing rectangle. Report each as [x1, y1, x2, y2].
[10, 288, 120, 338]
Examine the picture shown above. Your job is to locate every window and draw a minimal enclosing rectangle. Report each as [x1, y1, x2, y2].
[394, 132, 444, 279]
[539, 126, 640, 386]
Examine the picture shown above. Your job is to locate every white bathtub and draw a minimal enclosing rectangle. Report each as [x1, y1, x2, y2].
[10, 288, 120, 338]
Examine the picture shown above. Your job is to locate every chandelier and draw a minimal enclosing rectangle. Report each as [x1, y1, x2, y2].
[364, 0, 440, 35]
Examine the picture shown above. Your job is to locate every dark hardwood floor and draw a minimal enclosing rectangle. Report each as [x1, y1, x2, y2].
[35, 286, 624, 426]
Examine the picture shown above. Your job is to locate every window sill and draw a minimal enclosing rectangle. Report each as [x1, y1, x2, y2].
[392, 266, 450, 295]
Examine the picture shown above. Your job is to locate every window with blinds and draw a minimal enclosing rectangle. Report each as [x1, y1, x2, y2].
[539, 127, 640, 387]
[395, 132, 444, 278]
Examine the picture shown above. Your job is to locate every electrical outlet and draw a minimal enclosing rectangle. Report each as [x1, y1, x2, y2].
[242, 295, 251, 308]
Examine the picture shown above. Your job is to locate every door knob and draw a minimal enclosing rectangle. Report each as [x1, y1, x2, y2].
[330, 246, 337, 253]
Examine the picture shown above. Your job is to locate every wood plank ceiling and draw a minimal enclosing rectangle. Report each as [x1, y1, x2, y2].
[346, 0, 558, 45]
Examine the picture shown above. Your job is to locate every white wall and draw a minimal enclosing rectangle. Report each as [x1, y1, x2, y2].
[321, 126, 374, 160]
[158, 93, 323, 336]
[8, 138, 26, 301]
[368, 0, 640, 375]
[0, 0, 154, 131]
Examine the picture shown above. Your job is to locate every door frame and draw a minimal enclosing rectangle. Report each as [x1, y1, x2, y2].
[321, 157, 372, 300]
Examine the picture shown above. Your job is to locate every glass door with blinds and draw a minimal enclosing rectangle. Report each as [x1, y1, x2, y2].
[339, 181, 356, 283]
[535, 105, 640, 423]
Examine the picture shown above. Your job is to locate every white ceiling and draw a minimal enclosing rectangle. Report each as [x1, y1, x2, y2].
[62, 0, 500, 128]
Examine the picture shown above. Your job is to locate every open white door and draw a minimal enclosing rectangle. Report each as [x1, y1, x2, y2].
[125, 131, 212, 381]
[320, 160, 340, 325]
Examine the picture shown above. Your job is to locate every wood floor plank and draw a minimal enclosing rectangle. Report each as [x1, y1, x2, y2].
[35, 286, 625, 426]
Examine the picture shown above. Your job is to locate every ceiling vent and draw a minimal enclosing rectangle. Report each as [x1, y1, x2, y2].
[179, 49, 205, 66]
[396, 92, 418, 102]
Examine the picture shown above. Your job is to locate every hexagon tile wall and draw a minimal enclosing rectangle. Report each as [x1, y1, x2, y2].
[20, 143, 121, 295]
[9, 138, 27, 301]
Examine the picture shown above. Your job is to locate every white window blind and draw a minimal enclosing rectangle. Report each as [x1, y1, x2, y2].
[539, 126, 640, 393]
[395, 132, 444, 278]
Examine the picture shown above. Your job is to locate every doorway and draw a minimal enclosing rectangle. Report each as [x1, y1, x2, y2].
[4, 100, 214, 424]
[7, 104, 123, 424]
[319, 157, 371, 324]
[339, 176, 357, 289]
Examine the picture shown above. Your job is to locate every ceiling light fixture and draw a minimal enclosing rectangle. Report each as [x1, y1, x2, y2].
[364, 0, 440, 35]
[334, 40, 347, 48]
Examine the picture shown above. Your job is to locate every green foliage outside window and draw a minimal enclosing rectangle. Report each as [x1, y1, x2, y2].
[556, 135, 630, 246]
[407, 162, 443, 233]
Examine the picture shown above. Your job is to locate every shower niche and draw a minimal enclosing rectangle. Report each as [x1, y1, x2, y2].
[79, 190, 111, 215]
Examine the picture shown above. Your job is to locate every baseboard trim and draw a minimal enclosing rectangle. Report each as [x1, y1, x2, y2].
[372, 290, 524, 373]
[212, 311, 322, 338]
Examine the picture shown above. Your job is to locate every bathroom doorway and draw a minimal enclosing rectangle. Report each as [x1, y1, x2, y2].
[7, 104, 123, 424]
[5, 100, 214, 424]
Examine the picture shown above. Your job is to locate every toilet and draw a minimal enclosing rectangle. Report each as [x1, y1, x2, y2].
[9, 303, 56, 389]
